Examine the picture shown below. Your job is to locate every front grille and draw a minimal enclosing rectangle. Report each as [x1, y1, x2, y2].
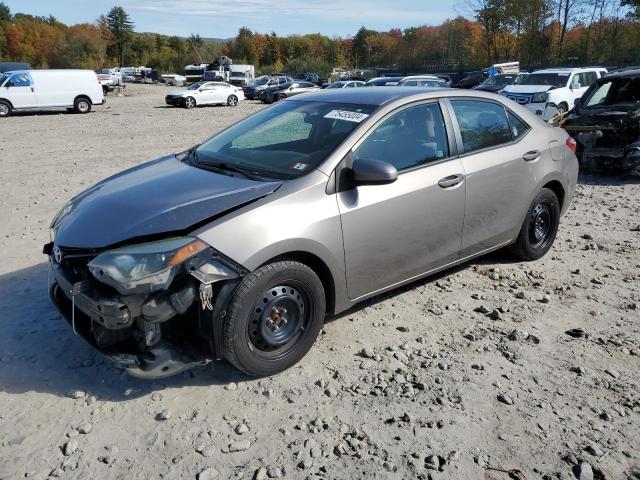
[506, 94, 530, 105]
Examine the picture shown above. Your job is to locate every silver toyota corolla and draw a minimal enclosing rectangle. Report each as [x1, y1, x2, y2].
[45, 88, 579, 378]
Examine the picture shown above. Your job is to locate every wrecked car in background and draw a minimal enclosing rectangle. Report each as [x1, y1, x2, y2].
[564, 68, 640, 175]
[45, 88, 578, 379]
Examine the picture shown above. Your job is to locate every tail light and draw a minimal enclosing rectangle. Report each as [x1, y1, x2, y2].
[565, 137, 577, 153]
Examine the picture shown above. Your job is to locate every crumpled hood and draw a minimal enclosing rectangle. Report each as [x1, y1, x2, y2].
[52, 155, 281, 249]
[501, 85, 553, 94]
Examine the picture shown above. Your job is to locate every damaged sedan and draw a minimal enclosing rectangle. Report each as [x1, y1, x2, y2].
[46, 88, 578, 378]
[564, 68, 640, 175]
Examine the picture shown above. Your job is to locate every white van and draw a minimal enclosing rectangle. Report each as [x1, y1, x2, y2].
[0, 69, 104, 117]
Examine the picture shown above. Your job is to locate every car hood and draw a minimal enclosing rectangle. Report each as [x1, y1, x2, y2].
[167, 89, 190, 96]
[473, 84, 504, 92]
[501, 85, 553, 94]
[52, 155, 282, 249]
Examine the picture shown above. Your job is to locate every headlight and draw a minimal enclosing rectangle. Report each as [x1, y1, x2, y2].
[531, 92, 548, 103]
[88, 237, 209, 294]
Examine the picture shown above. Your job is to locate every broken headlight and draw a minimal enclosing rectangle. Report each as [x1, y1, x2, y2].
[531, 92, 548, 103]
[88, 237, 209, 294]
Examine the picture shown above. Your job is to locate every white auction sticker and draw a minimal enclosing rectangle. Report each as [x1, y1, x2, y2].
[324, 110, 370, 123]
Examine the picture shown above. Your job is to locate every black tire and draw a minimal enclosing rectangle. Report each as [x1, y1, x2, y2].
[276, 93, 287, 102]
[183, 96, 196, 109]
[74, 97, 91, 114]
[222, 261, 326, 377]
[0, 100, 11, 117]
[227, 95, 238, 106]
[510, 188, 560, 261]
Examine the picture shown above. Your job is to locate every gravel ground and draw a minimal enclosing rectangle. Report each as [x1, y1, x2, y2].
[0, 84, 639, 480]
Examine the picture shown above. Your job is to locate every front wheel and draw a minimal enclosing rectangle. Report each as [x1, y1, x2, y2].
[227, 95, 238, 106]
[183, 96, 196, 109]
[222, 261, 326, 377]
[510, 188, 560, 261]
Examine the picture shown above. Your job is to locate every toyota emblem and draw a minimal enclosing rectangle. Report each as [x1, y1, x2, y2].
[53, 245, 62, 264]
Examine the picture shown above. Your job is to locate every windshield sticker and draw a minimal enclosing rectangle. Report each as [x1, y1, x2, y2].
[324, 110, 370, 123]
[290, 162, 309, 171]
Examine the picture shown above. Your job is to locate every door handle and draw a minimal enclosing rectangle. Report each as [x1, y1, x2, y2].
[522, 150, 541, 162]
[438, 174, 465, 189]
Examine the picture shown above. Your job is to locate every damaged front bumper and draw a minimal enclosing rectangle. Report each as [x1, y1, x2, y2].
[46, 246, 244, 379]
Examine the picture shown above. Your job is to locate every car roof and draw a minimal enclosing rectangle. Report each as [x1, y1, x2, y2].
[531, 67, 606, 74]
[287, 86, 462, 105]
[400, 75, 441, 80]
[603, 68, 640, 78]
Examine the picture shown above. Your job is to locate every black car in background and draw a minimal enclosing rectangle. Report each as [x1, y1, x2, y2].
[473, 73, 527, 93]
[563, 68, 640, 175]
[456, 71, 486, 89]
[261, 81, 320, 103]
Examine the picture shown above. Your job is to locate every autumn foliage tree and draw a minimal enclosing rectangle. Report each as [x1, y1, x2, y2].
[0, 2, 637, 75]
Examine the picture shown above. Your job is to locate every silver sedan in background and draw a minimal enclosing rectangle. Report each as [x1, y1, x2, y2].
[46, 88, 578, 378]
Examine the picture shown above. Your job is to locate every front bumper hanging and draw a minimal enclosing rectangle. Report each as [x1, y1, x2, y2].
[47, 248, 244, 379]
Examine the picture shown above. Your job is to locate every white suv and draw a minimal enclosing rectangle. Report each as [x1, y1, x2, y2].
[500, 67, 607, 119]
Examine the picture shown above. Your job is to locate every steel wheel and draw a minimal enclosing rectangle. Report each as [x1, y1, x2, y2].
[0, 102, 10, 117]
[75, 98, 91, 113]
[529, 200, 554, 249]
[227, 95, 238, 106]
[248, 285, 308, 353]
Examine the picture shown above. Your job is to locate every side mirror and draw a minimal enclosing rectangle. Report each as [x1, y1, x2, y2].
[352, 158, 398, 185]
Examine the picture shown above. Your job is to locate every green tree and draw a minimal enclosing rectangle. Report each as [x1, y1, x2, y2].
[106, 6, 134, 66]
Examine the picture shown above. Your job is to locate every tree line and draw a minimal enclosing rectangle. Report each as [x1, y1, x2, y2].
[0, 2, 637, 77]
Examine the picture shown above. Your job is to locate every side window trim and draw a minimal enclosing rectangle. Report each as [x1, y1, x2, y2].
[347, 99, 458, 175]
[444, 97, 531, 158]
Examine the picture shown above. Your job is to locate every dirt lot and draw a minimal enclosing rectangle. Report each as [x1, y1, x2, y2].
[0, 84, 639, 480]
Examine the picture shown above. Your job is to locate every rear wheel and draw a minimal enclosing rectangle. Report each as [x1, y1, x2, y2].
[0, 100, 11, 118]
[510, 188, 560, 261]
[227, 95, 238, 106]
[183, 96, 196, 109]
[74, 97, 91, 114]
[222, 261, 326, 377]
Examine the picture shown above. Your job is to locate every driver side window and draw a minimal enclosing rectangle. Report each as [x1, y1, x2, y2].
[9, 73, 31, 87]
[354, 103, 450, 171]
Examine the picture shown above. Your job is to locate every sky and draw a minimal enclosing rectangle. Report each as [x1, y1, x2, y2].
[3, 0, 463, 38]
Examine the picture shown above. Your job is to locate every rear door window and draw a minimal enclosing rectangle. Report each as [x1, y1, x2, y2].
[450, 100, 513, 153]
[506, 111, 530, 139]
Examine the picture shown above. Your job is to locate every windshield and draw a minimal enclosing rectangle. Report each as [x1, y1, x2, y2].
[195, 100, 377, 180]
[254, 77, 270, 86]
[188, 82, 205, 90]
[326, 82, 344, 89]
[520, 73, 569, 87]
[583, 77, 640, 107]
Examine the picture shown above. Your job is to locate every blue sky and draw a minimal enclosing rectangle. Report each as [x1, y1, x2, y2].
[4, 0, 462, 38]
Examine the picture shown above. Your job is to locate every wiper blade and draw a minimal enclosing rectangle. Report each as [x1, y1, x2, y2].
[199, 161, 264, 180]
